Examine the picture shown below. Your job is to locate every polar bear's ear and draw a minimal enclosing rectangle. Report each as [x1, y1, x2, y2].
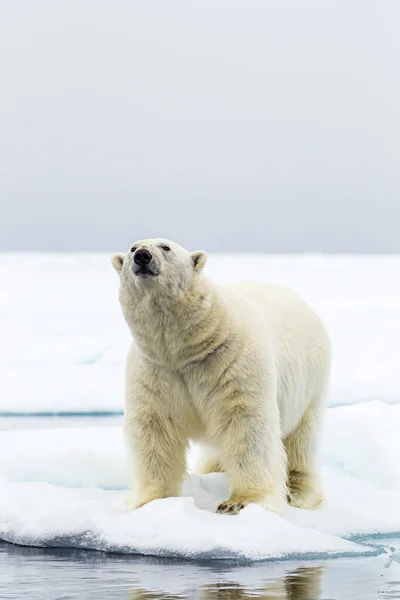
[111, 253, 125, 273]
[191, 250, 207, 272]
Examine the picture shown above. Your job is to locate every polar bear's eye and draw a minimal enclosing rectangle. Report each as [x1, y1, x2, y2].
[160, 245, 171, 252]
[130, 246, 137, 253]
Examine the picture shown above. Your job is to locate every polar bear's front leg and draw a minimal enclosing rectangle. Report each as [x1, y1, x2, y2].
[124, 410, 188, 510]
[124, 379, 188, 510]
[215, 396, 287, 516]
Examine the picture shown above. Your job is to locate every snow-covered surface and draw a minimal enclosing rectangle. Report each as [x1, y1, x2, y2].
[1, 253, 400, 560]
[0, 401, 399, 560]
[1, 253, 400, 413]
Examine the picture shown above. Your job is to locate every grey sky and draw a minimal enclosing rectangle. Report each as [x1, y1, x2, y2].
[0, 1, 399, 252]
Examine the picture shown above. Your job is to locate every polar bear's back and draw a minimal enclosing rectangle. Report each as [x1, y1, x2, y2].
[223, 281, 331, 436]
[222, 280, 325, 336]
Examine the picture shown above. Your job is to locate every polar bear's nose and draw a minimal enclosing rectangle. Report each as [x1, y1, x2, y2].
[134, 249, 152, 266]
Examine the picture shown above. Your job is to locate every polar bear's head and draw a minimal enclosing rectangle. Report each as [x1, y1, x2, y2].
[111, 238, 207, 296]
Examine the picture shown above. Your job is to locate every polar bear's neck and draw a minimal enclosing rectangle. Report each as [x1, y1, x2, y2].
[120, 276, 230, 368]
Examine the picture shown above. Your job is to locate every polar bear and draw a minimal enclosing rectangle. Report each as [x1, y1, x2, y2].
[112, 238, 331, 515]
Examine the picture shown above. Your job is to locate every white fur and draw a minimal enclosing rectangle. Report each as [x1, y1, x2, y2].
[112, 238, 331, 515]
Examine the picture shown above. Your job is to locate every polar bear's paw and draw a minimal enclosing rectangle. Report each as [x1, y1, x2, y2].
[288, 470, 324, 510]
[124, 491, 159, 511]
[216, 500, 246, 515]
[124, 492, 142, 511]
[216, 492, 285, 516]
[125, 487, 177, 511]
[289, 489, 324, 510]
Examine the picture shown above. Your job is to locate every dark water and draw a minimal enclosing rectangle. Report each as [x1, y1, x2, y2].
[1, 540, 399, 600]
[1, 416, 399, 599]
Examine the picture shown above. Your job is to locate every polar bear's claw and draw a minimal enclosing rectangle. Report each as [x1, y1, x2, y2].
[217, 501, 245, 515]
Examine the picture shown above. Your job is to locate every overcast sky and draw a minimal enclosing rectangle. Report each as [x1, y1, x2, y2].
[0, 1, 399, 252]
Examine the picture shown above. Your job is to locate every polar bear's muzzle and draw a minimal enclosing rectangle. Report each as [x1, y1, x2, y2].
[132, 248, 159, 278]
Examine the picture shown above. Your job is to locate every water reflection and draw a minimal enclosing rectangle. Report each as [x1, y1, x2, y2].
[128, 565, 323, 600]
[1, 541, 400, 600]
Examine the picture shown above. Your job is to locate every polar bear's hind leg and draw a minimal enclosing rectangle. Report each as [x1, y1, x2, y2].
[195, 444, 224, 474]
[284, 396, 325, 510]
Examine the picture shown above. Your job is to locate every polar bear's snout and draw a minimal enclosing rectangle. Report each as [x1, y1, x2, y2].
[134, 248, 152, 266]
[132, 248, 159, 278]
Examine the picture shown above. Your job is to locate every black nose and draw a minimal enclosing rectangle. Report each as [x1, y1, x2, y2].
[134, 249, 152, 266]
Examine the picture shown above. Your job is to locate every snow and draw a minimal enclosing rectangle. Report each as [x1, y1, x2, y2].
[0, 253, 399, 560]
[0, 401, 399, 560]
[1, 253, 400, 414]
